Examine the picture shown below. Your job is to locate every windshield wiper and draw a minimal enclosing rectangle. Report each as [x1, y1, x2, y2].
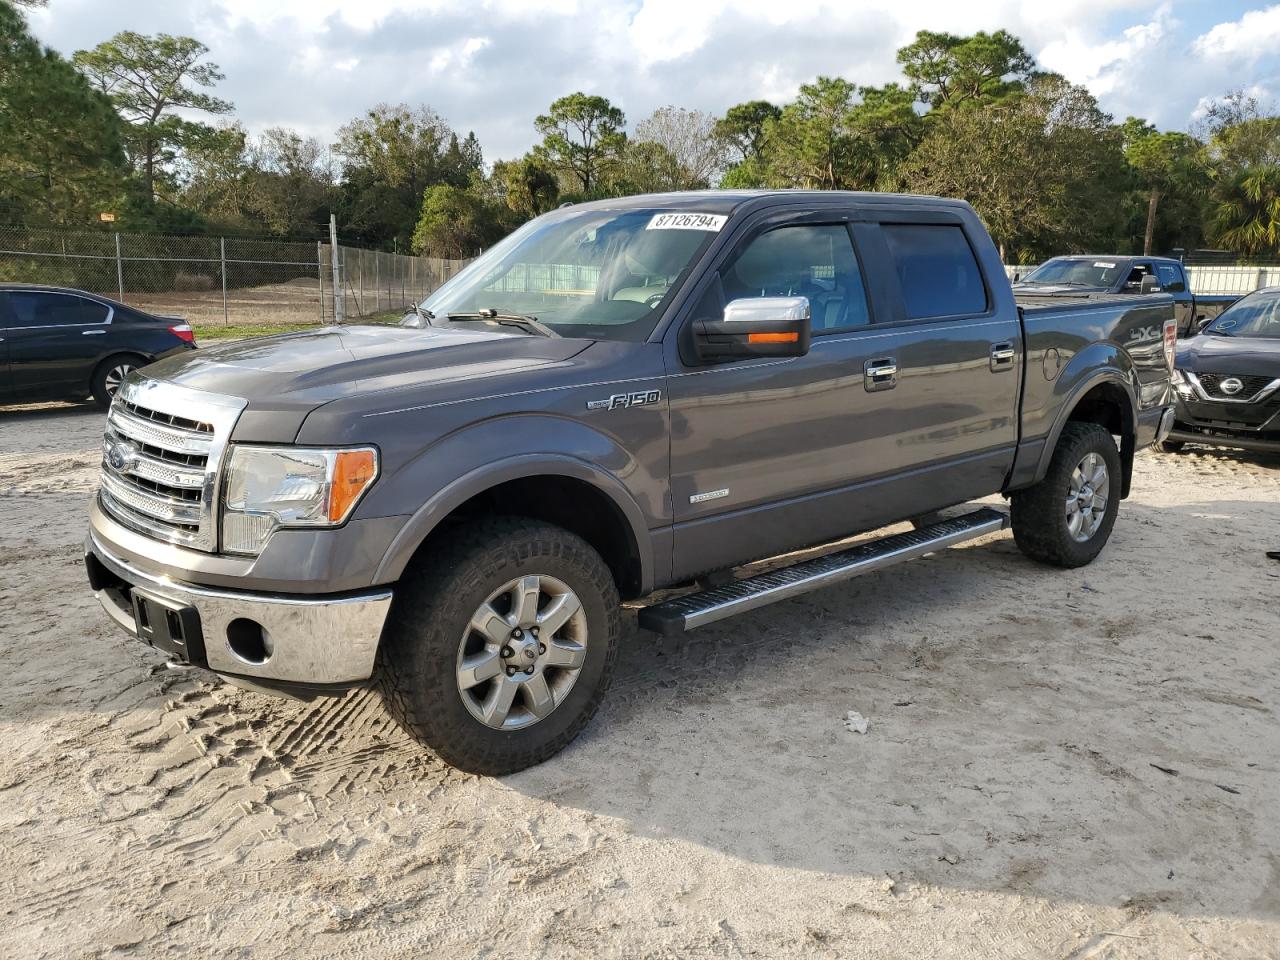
[446, 309, 560, 338]
[411, 303, 435, 326]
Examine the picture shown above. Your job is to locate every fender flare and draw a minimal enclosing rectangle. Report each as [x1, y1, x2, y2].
[372, 453, 655, 591]
[1034, 367, 1139, 496]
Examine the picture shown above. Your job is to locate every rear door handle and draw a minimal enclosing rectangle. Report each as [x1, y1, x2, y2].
[864, 357, 898, 392]
[82, 329, 106, 336]
[990, 342, 1015, 372]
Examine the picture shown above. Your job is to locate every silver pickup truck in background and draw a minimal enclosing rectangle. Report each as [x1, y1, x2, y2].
[85, 191, 1178, 774]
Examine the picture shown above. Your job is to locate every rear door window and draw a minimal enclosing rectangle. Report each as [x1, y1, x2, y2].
[1155, 263, 1184, 291]
[5, 292, 110, 327]
[881, 224, 987, 320]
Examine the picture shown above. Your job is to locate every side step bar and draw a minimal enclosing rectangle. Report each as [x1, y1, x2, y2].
[637, 508, 1009, 636]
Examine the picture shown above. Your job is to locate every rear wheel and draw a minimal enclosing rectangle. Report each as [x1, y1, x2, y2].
[91, 354, 145, 407]
[379, 517, 621, 775]
[1157, 440, 1186, 453]
[1011, 421, 1122, 568]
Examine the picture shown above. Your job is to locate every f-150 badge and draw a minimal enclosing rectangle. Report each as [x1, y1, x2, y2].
[587, 389, 661, 411]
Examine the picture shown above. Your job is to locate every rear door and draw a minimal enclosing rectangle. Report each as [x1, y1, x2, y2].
[5, 290, 113, 398]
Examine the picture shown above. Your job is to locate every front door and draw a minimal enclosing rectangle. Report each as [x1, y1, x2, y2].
[665, 209, 1022, 580]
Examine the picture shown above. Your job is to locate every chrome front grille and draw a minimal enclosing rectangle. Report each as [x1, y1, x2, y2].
[98, 377, 247, 551]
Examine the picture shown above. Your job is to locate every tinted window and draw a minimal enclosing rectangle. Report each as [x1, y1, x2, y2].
[5, 292, 109, 327]
[882, 224, 987, 320]
[720, 224, 870, 332]
[1155, 263, 1184, 291]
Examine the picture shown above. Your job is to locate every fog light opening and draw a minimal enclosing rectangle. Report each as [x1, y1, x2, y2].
[226, 618, 272, 665]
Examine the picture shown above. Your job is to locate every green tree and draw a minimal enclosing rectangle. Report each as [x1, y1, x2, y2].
[412, 183, 508, 259]
[74, 32, 232, 202]
[0, 2, 125, 225]
[898, 76, 1125, 260]
[765, 77, 865, 189]
[1211, 165, 1280, 257]
[534, 93, 626, 195]
[715, 100, 781, 164]
[493, 155, 560, 219]
[897, 29, 1034, 111]
[335, 103, 479, 249]
[1121, 122, 1206, 254]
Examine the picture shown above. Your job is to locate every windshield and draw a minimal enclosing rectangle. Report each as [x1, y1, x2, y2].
[405, 207, 723, 341]
[1020, 258, 1125, 287]
[1206, 290, 1280, 338]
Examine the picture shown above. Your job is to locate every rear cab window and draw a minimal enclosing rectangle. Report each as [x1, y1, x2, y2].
[1155, 262, 1185, 291]
[881, 224, 987, 320]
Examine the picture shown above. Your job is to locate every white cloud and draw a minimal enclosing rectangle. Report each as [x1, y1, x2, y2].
[1194, 5, 1280, 60]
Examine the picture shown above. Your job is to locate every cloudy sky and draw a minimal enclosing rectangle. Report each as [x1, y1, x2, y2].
[26, 0, 1280, 162]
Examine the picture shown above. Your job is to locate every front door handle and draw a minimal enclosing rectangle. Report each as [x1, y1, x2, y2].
[864, 357, 898, 392]
[82, 329, 106, 336]
[990, 342, 1015, 372]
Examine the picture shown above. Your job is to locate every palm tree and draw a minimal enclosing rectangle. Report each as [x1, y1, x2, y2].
[1211, 164, 1280, 257]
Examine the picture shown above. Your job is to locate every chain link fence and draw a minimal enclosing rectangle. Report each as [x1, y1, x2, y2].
[0, 225, 471, 329]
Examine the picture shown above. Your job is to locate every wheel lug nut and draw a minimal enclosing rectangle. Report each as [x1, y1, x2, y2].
[530, 626, 539, 636]
[524, 666, 535, 675]
[538, 643, 546, 654]
[506, 666, 517, 677]
[512, 628, 523, 639]
[501, 646, 513, 658]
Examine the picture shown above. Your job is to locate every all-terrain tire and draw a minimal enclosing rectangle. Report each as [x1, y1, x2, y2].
[91, 353, 145, 408]
[1011, 421, 1122, 569]
[1157, 440, 1186, 453]
[378, 517, 621, 775]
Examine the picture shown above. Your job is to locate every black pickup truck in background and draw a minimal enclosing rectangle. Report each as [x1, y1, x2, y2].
[1013, 255, 1237, 337]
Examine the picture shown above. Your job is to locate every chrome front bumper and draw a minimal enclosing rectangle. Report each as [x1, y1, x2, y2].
[86, 532, 392, 689]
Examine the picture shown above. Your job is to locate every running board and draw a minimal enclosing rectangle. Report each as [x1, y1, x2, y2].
[637, 508, 1009, 636]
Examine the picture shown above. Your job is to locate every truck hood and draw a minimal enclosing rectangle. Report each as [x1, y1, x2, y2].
[1176, 333, 1280, 376]
[141, 324, 591, 441]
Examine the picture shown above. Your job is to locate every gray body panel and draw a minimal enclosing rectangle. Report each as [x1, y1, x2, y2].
[92, 191, 1175, 611]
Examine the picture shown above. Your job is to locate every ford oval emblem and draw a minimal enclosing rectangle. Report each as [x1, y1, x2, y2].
[1219, 377, 1245, 396]
[108, 440, 139, 472]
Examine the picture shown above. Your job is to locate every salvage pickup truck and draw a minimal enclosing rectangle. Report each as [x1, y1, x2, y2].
[85, 191, 1178, 774]
[1013, 255, 1235, 337]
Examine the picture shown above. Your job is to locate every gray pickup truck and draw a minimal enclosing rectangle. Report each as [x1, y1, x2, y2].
[1012, 254, 1236, 338]
[85, 191, 1178, 774]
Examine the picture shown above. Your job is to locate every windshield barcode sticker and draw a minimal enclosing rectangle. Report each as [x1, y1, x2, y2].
[1093, 261, 1116, 268]
[646, 213, 727, 232]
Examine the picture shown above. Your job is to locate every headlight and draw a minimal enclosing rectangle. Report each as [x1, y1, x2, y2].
[221, 446, 378, 555]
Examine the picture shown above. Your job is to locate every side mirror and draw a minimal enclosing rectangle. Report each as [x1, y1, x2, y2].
[694, 296, 811, 361]
[1013, 271, 1021, 282]
[1140, 275, 1161, 294]
[1195, 315, 1212, 334]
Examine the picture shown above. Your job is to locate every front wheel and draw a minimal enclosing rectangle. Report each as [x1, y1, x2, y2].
[1157, 440, 1186, 453]
[379, 518, 620, 775]
[1011, 421, 1122, 568]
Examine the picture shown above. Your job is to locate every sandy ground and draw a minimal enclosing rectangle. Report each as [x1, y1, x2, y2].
[1, 401, 1278, 959]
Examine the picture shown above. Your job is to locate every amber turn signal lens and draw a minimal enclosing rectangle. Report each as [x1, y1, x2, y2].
[748, 331, 799, 344]
[329, 449, 378, 522]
